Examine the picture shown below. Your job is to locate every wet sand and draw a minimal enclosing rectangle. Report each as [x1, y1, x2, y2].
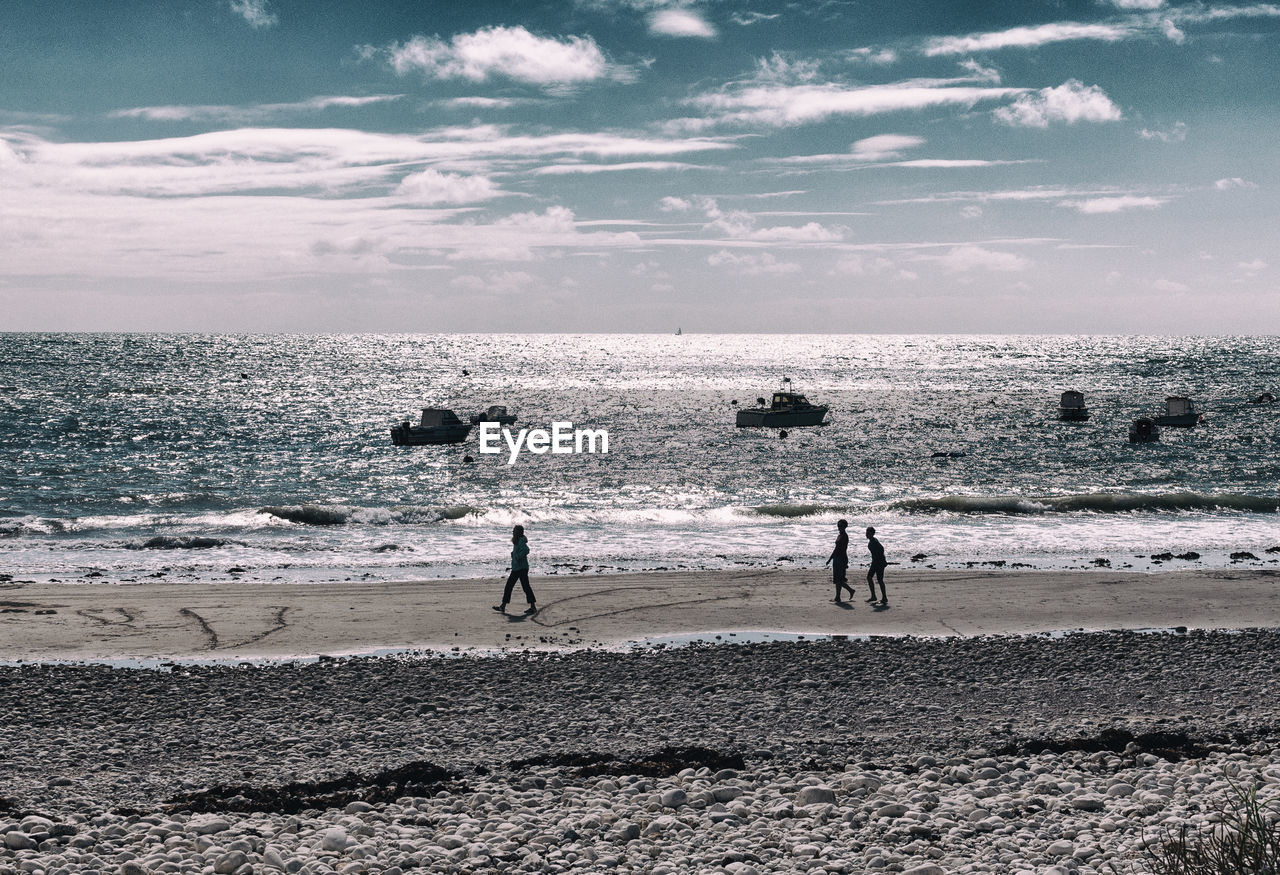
[2, 567, 1278, 661]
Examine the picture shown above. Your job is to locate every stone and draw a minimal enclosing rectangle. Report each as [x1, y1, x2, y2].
[5, 831, 38, 851]
[659, 788, 688, 808]
[213, 851, 248, 874]
[797, 786, 837, 806]
[320, 828, 349, 851]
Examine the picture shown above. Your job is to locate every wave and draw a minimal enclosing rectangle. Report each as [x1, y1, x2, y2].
[258, 504, 483, 526]
[751, 504, 840, 518]
[890, 492, 1280, 515]
[126, 536, 246, 550]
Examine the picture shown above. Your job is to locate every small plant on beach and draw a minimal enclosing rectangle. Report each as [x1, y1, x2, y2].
[1143, 779, 1280, 874]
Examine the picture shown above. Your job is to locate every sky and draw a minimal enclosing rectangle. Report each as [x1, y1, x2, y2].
[1, 0, 1277, 332]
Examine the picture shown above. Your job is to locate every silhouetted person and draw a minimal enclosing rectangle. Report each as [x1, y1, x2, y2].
[494, 525, 536, 615]
[865, 526, 888, 606]
[824, 519, 856, 603]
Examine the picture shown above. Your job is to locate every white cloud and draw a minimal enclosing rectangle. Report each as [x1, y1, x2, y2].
[395, 169, 501, 204]
[534, 160, 706, 175]
[1152, 278, 1190, 292]
[110, 95, 403, 123]
[924, 22, 1132, 56]
[707, 250, 801, 274]
[659, 196, 692, 211]
[681, 78, 1024, 130]
[648, 9, 717, 38]
[1161, 18, 1186, 43]
[731, 11, 780, 25]
[1061, 195, 1169, 213]
[929, 245, 1030, 273]
[376, 26, 611, 85]
[230, 0, 277, 29]
[961, 205, 984, 219]
[1214, 177, 1257, 190]
[849, 47, 899, 65]
[1139, 122, 1186, 142]
[850, 134, 926, 161]
[1238, 259, 1268, 272]
[993, 80, 1122, 128]
[1104, 0, 1164, 8]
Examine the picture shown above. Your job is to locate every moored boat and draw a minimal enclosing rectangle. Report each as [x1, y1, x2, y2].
[391, 408, 472, 446]
[1153, 395, 1200, 427]
[469, 405, 517, 426]
[1057, 390, 1090, 421]
[736, 378, 828, 428]
[1129, 417, 1160, 443]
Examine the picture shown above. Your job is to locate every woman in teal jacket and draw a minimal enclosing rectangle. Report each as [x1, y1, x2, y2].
[494, 525, 537, 614]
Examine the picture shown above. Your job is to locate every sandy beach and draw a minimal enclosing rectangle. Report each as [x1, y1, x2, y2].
[4, 569, 1280, 874]
[2, 567, 1279, 662]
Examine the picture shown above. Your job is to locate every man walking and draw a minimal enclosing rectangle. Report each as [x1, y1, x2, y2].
[865, 526, 888, 606]
[824, 519, 856, 603]
[494, 524, 537, 615]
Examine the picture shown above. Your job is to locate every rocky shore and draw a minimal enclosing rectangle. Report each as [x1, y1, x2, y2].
[4, 629, 1280, 873]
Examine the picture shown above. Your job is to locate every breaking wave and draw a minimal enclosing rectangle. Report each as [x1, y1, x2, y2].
[890, 492, 1280, 515]
[126, 536, 245, 550]
[258, 504, 483, 526]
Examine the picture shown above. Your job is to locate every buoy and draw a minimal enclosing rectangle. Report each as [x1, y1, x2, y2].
[779, 430, 788, 439]
[463, 455, 474, 463]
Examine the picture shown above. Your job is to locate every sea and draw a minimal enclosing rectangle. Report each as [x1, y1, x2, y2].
[2, 333, 1278, 586]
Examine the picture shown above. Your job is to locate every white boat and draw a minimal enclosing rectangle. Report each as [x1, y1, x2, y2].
[1129, 417, 1161, 443]
[1153, 396, 1200, 427]
[736, 378, 828, 428]
[390, 408, 472, 446]
[1057, 390, 1090, 422]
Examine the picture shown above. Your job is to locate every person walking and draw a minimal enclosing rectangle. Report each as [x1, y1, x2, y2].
[865, 526, 888, 606]
[494, 524, 537, 615]
[824, 519, 856, 603]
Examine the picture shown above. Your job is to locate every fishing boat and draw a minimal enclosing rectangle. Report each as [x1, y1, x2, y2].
[469, 405, 517, 426]
[1057, 390, 1090, 422]
[736, 378, 828, 428]
[1129, 417, 1161, 443]
[390, 408, 473, 446]
[1153, 396, 1200, 427]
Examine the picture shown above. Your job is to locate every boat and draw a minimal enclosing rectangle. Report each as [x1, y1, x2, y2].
[1128, 417, 1160, 443]
[675, 327, 682, 336]
[469, 405, 517, 426]
[1249, 392, 1276, 405]
[390, 408, 473, 446]
[735, 378, 828, 428]
[1057, 390, 1090, 421]
[1153, 395, 1200, 427]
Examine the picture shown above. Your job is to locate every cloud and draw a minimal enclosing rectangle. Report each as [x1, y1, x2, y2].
[1152, 278, 1190, 292]
[1103, 0, 1164, 8]
[928, 245, 1030, 272]
[374, 26, 611, 85]
[1161, 18, 1186, 43]
[924, 22, 1133, 55]
[1238, 259, 1268, 272]
[110, 95, 403, 123]
[731, 11, 781, 26]
[850, 134, 925, 161]
[961, 205, 984, 219]
[395, 169, 502, 204]
[659, 196, 692, 211]
[230, 0, 277, 29]
[1060, 195, 1169, 213]
[534, 160, 707, 175]
[1139, 122, 1186, 142]
[849, 47, 899, 65]
[1214, 177, 1257, 190]
[648, 9, 717, 38]
[680, 78, 1025, 130]
[993, 80, 1122, 128]
[707, 250, 801, 274]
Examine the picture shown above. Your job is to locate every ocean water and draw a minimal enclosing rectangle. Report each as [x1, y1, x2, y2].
[1, 333, 1278, 585]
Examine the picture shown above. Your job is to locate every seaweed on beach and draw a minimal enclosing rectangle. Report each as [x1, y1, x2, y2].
[995, 727, 1217, 762]
[508, 745, 745, 778]
[164, 760, 460, 815]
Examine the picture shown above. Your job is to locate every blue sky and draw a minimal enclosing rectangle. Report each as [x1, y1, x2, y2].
[1, 0, 1276, 331]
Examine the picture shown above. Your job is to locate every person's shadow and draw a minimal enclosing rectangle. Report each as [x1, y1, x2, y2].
[834, 601, 854, 610]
